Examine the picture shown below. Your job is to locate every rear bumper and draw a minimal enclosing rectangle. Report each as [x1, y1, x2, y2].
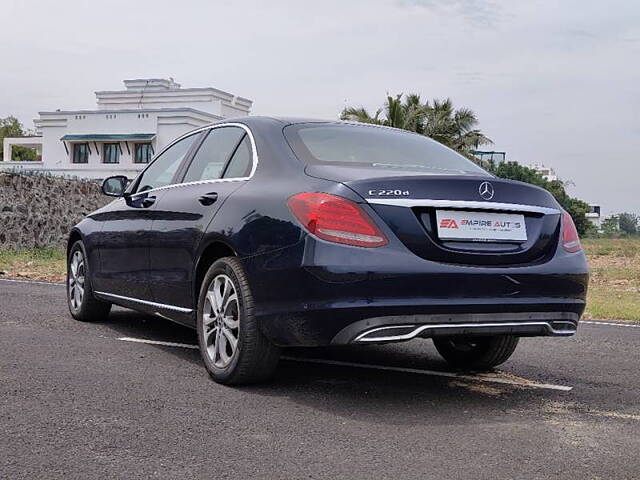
[333, 311, 579, 345]
[242, 237, 589, 347]
[256, 300, 584, 346]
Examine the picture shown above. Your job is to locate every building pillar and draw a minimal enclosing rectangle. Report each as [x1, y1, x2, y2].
[2, 138, 11, 162]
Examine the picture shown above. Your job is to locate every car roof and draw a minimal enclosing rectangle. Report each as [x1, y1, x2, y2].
[214, 116, 340, 127]
[193, 116, 437, 142]
[210, 116, 412, 134]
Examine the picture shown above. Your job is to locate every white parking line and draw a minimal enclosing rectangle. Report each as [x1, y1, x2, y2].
[117, 336, 572, 392]
[0, 277, 64, 286]
[118, 336, 199, 349]
[581, 320, 640, 329]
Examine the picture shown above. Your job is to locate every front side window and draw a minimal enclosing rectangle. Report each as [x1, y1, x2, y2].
[284, 124, 487, 175]
[135, 133, 198, 192]
[103, 143, 120, 164]
[135, 143, 153, 164]
[182, 127, 246, 183]
[72, 143, 89, 164]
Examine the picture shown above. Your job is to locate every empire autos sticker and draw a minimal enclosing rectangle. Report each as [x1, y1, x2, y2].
[436, 210, 527, 241]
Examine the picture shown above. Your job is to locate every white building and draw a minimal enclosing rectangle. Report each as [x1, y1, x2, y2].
[530, 164, 558, 182]
[1, 78, 252, 179]
[586, 203, 602, 230]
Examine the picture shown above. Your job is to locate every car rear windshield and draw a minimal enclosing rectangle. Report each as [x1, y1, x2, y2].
[284, 123, 487, 175]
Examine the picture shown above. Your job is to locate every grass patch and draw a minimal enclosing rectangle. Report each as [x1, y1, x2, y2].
[582, 237, 640, 258]
[586, 289, 640, 322]
[0, 247, 66, 282]
[582, 237, 640, 322]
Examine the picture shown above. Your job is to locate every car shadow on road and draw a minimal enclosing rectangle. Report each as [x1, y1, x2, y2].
[100, 308, 563, 426]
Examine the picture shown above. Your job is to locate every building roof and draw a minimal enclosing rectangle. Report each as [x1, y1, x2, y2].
[38, 107, 223, 118]
[94, 78, 253, 108]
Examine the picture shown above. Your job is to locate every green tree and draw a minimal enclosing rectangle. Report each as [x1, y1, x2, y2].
[340, 94, 492, 156]
[0, 116, 38, 161]
[601, 216, 620, 236]
[485, 161, 593, 236]
[618, 212, 638, 235]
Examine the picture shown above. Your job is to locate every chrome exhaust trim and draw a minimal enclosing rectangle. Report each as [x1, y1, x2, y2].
[354, 321, 577, 343]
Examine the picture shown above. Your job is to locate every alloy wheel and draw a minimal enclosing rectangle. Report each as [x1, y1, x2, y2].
[203, 274, 240, 368]
[68, 250, 85, 311]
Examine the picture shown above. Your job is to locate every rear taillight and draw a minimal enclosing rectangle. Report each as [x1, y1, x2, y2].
[287, 192, 388, 248]
[561, 212, 582, 253]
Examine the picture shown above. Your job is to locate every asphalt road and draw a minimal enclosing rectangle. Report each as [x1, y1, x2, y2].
[1, 278, 639, 480]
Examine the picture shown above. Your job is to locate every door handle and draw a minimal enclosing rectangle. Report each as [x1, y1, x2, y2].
[142, 196, 156, 208]
[198, 192, 218, 206]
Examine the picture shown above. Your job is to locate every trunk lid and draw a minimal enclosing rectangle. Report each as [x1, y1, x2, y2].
[306, 165, 562, 266]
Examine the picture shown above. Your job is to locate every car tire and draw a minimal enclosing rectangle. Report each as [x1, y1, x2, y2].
[197, 257, 280, 385]
[433, 335, 519, 371]
[67, 240, 111, 322]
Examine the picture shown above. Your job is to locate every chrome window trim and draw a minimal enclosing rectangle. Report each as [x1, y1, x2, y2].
[129, 174, 250, 197]
[366, 198, 560, 215]
[95, 291, 193, 314]
[128, 122, 258, 198]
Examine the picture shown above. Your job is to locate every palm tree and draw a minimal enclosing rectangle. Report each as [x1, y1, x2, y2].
[339, 106, 383, 125]
[401, 93, 426, 134]
[340, 93, 492, 156]
[340, 93, 426, 132]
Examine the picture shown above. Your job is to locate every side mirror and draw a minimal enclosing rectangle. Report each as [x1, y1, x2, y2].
[102, 175, 129, 197]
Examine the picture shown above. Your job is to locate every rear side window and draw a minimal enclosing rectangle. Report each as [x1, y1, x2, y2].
[223, 135, 253, 179]
[183, 127, 246, 183]
[284, 123, 486, 175]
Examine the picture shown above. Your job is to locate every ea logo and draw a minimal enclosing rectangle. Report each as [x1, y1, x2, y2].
[478, 181, 494, 200]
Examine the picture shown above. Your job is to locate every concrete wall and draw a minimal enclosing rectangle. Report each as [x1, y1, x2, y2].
[0, 172, 109, 249]
[38, 116, 68, 171]
[2, 137, 43, 162]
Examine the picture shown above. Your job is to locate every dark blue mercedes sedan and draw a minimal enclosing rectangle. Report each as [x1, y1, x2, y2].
[66, 117, 589, 384]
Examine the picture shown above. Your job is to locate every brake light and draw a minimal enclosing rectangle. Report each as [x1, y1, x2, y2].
[561, 212, 582, 253]
[287, 192, 388, 248]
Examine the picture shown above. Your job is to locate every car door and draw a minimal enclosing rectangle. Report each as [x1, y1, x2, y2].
[92, 132, 201, 302]
[148, 125, 255, 311]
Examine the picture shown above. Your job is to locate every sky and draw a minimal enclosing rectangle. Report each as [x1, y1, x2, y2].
[1, 0, 638, 215]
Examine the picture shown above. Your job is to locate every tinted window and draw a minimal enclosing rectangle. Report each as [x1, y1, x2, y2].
[183, 127, 245, 183]
[134, 143, 153, 164]
[136, 133, 198, 192]
[103, 143, 120, 164]
[285, 124, 486, 175]
[223, 135, 252, 179]
[73, 143, 89, 164]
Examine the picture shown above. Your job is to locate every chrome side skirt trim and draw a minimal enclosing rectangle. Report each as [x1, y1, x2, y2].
[94, 291, 193, 314]
[354, 321, 576, 343]
[365, 198, 560, 215]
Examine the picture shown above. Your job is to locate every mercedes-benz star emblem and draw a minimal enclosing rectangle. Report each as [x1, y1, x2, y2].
[478, 181, 494, 200]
